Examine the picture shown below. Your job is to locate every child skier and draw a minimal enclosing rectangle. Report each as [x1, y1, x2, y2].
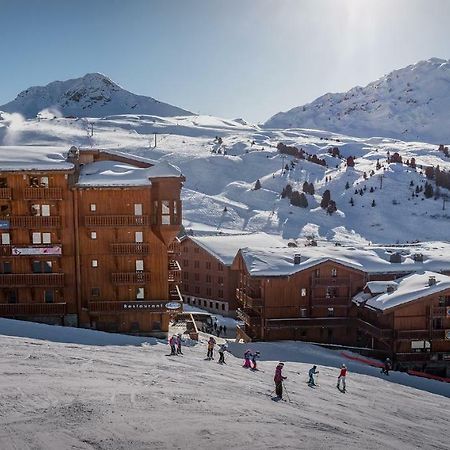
[218, 343, 228, 364]
[381, 357, 391, 375]
[206, 336, 216, 360]
[274, 362, 287, 399]
[337, 364, 347, 392]
[251, 351, 260, 370]
[243, 350, 252, 368]
[169, 335, 177, 355]
[176, 334, 183, 355]
[308, 365, 319, 386]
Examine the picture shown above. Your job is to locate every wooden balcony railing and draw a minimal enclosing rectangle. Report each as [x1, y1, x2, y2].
[168, 237, 181, 255]
[312, 296, 350, 306]
[85, 215, 149, 227]
[10, 216, 61, 228]
[357, 319, 394, 340]
[168, 260, 181, 282]
[0, 273, 64, 287]
[0, 302, 66, 316]
[266, 317, 355, 329]
[397, 330, 430, 340]
[169, 284, 183, 302]
[236, 323, 253, 342]
[431, 306, 450, 318]
[110, 243, 150, 255]
[0, 245, 11, 256]
[88, 300, 167, 314]
[236, 308, 260, 325]
[236, 288, 263, 308]
[312, 277, 350, 287]
[24, 187, 63, 200]
[111, 272, 150, 285]
[0, 188, 12, 199]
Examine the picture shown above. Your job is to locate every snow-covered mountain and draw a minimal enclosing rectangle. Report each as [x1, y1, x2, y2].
[0, 318, 448, 448]
[265, 58, 450, 144]
[0, 73, 192, 118]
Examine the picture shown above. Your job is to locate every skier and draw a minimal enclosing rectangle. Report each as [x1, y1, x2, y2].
[176, 334, 183, 355]
[206, 336, 216, 360]
[337, 364, 347, 392]
[243, 349, 252, 368]
[213, 321, 218, 332]
[251, 351, 260, 370]
[169, 335, 176, 355]
[274, 362, 287, 399]
[218, 343, 228, 364]
[381, 357, 391, 375]
[219, 325, 223, 335]
[308, 365, 319, 386]
[223, 325, 227, 336]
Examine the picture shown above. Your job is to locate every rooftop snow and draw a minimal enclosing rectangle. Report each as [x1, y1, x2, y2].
[187, 232, 285, 266]
[0, 146, 74, 171]
[362, 271, 450, 311]
[239, 242, 450, 277]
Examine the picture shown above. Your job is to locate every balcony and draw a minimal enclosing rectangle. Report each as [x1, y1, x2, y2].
[111, 272, 150, 285]
[85, 215, 149, 227]
[312, 277, 350, 287]
[0, 188, 12, 199]
[168, 260, 181, 282]
[431, 306, 450, 318]
[0, 273, 64, 287]
[266, 317, 355, 329]
[10, 216, 61, 228]
[357, 319, 394, 340]
[312, 296, 350, 306]
[24, 187, 63, 200]
[236, 308, 260, 326]
[169, 284, 183, 302]
[397, 330, 430, 340]
[110, 243, 150, 255]
[88, 300, 168, 314]
[168, 237, 181, 255]
[0, 302, 66, 317]
[236, 288, 263, 309]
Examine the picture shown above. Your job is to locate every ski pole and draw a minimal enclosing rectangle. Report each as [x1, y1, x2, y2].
[282, 382, 291, 402]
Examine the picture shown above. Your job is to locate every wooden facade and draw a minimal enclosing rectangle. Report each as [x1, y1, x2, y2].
[232, 252, 367, 344]
[179, 237, 237, 316]
[0, 148, 184, 336]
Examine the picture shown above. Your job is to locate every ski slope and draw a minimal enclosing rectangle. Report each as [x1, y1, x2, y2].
[0, 319, 448, 450]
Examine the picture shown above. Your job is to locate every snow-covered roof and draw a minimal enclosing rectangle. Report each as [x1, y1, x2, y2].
[366, 280, 399, 294]
[186, 232, 285, 266]
[239, 241, 450, 277]
[0, 146, 74, 171]
[358, 271, 450, 311]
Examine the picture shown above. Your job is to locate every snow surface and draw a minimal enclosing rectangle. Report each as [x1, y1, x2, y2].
[265, 58, 450, 144]
[0, 318, 449, 449]
[361, 271, 450, 311]
[0, 146, 73, 171]
[0, 73, 192, 119]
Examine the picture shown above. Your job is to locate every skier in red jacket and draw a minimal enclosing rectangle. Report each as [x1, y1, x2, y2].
[337, 364, 347, 392]
[274, 362, 287, 399]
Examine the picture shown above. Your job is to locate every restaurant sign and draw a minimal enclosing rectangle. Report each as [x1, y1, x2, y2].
[122, 302, 166, 311]
[0, 220, 9, 229]
[12, 245, 62, 256]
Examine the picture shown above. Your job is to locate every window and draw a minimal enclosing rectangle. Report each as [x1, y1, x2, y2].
[194, 286, 200, 294]
[40, 177, 49, 188]
[30, 176, 48, 188]
[33, 204, 50, 216]
[1, 261, 12, 274]
[136, 260, 144, 271]
[194, 273, 200, 281]
[162, 200, 171, 225]
[206, 261, 211, 270]
[315, 268, 320, 277]
[32, 260, 52, 273]
[215, 302, 219, 310]
[183, 272, 189, 280]
[136, 287, 145, 299]
[91, 259, 98, 268]
[44, 289, 54, 303]
[0, 178, 7, 188]
[218, 289, 223, 298]
[42, 233, 51, 244]
[134, 204, 143, 216]
[90, 231, 97, 240]
[221, 304, 225, 311]
[218, 263, 224, 271]
[194, 247, 199, 254]
[300, 308, 307, 317]
[331, 268, 337, 277]
[209, 302, 213, 308]
[135, 231, 143, 243]
[301, 288, 307, 297]
[327, 307, 334, 317]
[41, 204, 50, 216]
[173, 201, 180, 225]
[206, 274, 211, 283]
[90, 203, 96, 212]
[183, 259, 189, 267]
[91, 288, 100, 297]
[206, 288, 211, 296]
[194, 260, 200, 269]
[32, 232, 51, 244]
[32, 232, 41, 244]
[1, 233, 10, 245]
[326, 287, 337, 298]
[6, 290, 17, 304]
[218, 276, 224, 285]
[0, 204, 11, 217]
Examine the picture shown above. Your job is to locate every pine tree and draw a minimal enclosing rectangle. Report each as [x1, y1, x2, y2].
[320, 190, 331, 208]
[345, 181, 350, 190]
[327, 200, 337, 215]
[424, 182, 434, 199]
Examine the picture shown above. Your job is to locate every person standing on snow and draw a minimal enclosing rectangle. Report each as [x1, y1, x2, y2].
[176, 334, 183, 355]
[169, 335, 176, 355]
[206, 336, 216, 359]
[274, 362, 287, 399]
[308, 365, 319, 386]
[251, 351, 260, 370]
[337, 364, 347, 391]
[243, 349, 252, 368]
[218, 343, 228, 364]
[381, 358, 391, 375]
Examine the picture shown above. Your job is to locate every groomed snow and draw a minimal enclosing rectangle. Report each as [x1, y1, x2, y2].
[0, 319, 448, 449]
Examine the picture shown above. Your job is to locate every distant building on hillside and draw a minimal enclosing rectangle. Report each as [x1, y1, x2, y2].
[179, 233, 283, 316]
[0, 146, 184, 336]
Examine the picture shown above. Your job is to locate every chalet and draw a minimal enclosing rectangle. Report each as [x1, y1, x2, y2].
[0, 146, 184, 336]
[354, 271, 450, 377]
[179, 233, 283, 316]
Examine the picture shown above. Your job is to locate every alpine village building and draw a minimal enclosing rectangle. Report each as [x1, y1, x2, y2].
[0, 146, 184, 336]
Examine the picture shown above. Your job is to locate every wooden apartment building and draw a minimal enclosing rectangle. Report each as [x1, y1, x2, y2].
[0, 146, 184, 336]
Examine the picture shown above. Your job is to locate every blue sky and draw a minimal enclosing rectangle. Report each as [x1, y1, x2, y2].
[1, 0, 450, 122]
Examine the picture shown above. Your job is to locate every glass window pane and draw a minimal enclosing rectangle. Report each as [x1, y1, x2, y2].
[42, 233, 51, 244]
[32, 232, 41, 244]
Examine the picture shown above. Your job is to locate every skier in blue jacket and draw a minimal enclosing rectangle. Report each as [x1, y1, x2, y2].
[308, 365, 319, 386]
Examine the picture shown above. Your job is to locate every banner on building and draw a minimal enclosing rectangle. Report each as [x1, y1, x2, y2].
[12, 246, 62, 256]
[0, 220, 10, 229]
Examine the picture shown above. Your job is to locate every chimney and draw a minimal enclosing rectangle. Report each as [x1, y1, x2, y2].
[386, 285, 396, 293]
[413, 253, 424, 262]
[389, 252, 402, 263]
[428, 276, 436, 286]
[294, 254, 301, 265]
